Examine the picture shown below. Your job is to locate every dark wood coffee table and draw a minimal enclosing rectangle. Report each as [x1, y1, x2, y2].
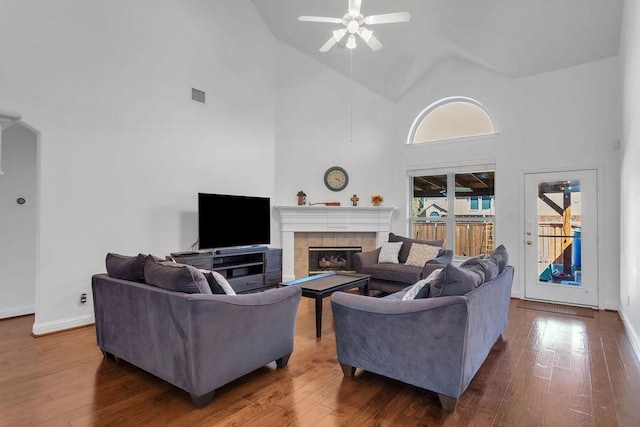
[282, 272, 370, 338]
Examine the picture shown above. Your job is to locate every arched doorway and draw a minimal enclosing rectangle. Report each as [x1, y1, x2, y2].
[0, 121, 38, 318]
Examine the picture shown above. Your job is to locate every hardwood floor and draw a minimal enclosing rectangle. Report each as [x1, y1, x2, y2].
[1, 298, 639, 426]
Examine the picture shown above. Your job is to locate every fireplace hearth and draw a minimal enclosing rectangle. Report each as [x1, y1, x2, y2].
[308, 246, 361, 275]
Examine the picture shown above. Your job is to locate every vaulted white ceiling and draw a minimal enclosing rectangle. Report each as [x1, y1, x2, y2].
[251, 0, 623, 101]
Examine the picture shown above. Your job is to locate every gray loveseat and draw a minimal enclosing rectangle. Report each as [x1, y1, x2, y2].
[331, 261, 513, 411]
[92, 254, 301, 408]
[353, 233, 454, 293]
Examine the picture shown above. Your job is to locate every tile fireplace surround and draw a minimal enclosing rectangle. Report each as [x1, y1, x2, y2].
[274, 206, 396, 281]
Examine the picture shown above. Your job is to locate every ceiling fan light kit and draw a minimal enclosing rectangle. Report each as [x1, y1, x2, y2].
[299, 0, 410, 52]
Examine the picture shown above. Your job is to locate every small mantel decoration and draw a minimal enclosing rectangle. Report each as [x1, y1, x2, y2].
[371, 194, 384, 206]
[297, 190, 307, 206]
[351, 194, 359, 206]
[310, 202, 341, 206]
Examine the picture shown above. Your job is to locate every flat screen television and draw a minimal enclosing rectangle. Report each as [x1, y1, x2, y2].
[198, 193, 271, 250]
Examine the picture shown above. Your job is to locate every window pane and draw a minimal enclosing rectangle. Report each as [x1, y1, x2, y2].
[412, 175, 448, 241]
[482, 196, 491, 210]
[470, 197, 479, 210]
[454, 172, 495, 257]
[537, 179, 582, 285]
[411, 99, 495, 144]
[411, 171, 495, 258]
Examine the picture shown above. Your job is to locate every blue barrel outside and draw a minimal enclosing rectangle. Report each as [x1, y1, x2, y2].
[572, 230, 581, 268]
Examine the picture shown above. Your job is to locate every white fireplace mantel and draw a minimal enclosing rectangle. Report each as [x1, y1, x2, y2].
[274, 205, 397, 281]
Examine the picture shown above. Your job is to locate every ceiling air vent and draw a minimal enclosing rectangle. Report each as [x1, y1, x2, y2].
[191, 88, 205, 104]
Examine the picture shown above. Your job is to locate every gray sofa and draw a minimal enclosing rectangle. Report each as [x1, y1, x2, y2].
[353, 233, 454, 293]
[92, 255, 301, 408]
[331, 263, 514, 411]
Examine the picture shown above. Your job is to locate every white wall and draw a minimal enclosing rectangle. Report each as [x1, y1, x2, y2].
[275, 47, 621, 310]
[273, 42, 399, 211]
[620, 0, 640, 357]
[0, 0, 278, 334]
[395, 56, 621, 308]
[0, 123, 37, 318]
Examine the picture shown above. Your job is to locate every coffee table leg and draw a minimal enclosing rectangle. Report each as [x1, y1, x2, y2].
[315, 297, 323, 338]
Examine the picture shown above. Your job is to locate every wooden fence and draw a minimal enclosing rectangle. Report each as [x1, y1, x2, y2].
[414, 222, 574, 262]
[537, 223, 577, 264]
[413, 222, 494, 257]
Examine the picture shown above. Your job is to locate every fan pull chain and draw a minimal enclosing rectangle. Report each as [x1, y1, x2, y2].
[349, 49, 353, 143]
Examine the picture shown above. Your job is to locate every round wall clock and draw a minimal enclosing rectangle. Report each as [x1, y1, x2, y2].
[324, 166, 349, 192]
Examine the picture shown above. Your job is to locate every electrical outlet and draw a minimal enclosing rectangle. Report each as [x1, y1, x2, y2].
[80, 292, 87, 305]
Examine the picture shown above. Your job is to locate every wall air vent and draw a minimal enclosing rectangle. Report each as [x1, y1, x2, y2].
[191, 88, 205, 104]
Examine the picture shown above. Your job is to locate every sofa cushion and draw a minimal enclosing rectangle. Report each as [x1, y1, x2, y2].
[388, 233, 445, 263]
[378, 241, 403, 264]
[429, 263, 483, 297]
[362, 263, 423, 284]
[144, 256, 212, 294]
[488, 244, 509, 273]
[460, 256, 499, 282]
[202, 270, 236, 295]
[106, 253, 147, 283]
[405, 243, 441, 267]
[402, 268, 442, 300]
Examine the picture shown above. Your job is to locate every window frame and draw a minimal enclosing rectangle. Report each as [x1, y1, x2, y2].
[407, 162, 496, 260]
[406, 96, 497, 145]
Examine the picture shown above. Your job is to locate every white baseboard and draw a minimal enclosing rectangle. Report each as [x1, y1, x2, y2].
[0, 304, 35, 319]
[619, 309, 640, 363]
[600, 300, 620, 311]
[32, 314, 94, 336]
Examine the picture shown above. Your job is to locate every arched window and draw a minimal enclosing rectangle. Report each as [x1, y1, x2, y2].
[408, 97, 496, 144]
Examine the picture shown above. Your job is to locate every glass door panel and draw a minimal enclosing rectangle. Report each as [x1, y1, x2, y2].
[536, 180, 582, 286]
[524, 170, 597, 307]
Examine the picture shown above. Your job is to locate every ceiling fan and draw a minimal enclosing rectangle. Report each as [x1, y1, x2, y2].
[299, 0, 411, 52]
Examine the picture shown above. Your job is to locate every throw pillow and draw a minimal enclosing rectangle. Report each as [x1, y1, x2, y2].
[429, 263, 484, 297]
[105, 253, 147, 282]
[402, 268, 442, 300]
[405, 243, 441, 267]
[144, 256, 212, 294]
[201, 270, 236, 295]
[377, 241, 403, 264]
[388, 232, 445, 263]
[460, 256, 500, 282]
[488, 244, 509, 273]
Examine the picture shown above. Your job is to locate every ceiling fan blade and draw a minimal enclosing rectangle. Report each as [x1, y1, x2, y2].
[358, 29, 383, 51]
[348, 0, 362, 17]
[298, 15, 343, 24]
[319, 36, 338, 52]
[332, 28, 347, 42]
[363, 12, 411, 25]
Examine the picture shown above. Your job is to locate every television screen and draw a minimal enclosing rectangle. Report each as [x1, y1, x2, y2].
[198, 193, 271, 250]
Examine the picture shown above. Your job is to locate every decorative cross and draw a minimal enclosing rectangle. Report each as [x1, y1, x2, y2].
[351, 194, 359, 206]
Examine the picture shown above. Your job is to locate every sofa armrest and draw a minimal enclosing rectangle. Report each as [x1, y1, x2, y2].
[421, 249, 453, 277]
[331, 292, 469, 399]
[353, 248, 381, 273]
[186, 286, 302, 394]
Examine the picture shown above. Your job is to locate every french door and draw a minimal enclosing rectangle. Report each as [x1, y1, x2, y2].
[524, 170, 598, 307]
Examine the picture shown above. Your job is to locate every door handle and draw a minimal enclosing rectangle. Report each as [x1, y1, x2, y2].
[526, 240, 532, 245]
